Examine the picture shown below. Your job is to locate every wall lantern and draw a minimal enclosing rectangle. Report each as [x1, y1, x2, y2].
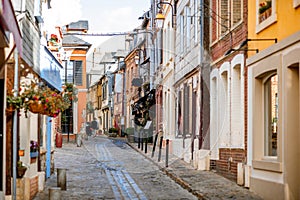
[155, 1, 176, 28]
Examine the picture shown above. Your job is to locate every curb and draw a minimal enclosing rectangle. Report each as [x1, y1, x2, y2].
[126, 141, 205, 200]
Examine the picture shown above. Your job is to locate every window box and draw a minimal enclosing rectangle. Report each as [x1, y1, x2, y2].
[30, 151, 38, 158]
[259, 7, 272, 23]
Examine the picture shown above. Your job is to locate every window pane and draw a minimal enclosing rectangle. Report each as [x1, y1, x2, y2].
[220, 0, 229, 34]
[232, 0, 242, 25]
[61, 106, 73, 134]
[264, 74, 278, 156]
[74, 60, 83, 86]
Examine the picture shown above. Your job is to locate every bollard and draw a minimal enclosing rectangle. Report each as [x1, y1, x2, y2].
[57, 168, 67, 190]
[152, 133, 158, 158]
[166, 139, 169, 167]
[49, 187, 61, 200]
[158, 136, 163, 162]
[145, 138, 148, 154]
[141, 138, 144, 151]
[76, 133, 82, 147]
[138, 131, 140, 149]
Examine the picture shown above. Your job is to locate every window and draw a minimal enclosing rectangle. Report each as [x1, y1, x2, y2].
[256, 0, 277, 33]
[258, 0, 272, 23]
[232, 0, 242, 25]
[63, 60, 83, 85]
[177, 90, 183, 137]
[185, 6, 191, 49]
[61, 106, 73, 134]
[180, 14, 184, 53]
[102, 82, 107, 100]
[264, 74, 278, 156]
[220, 0, 229, 35]
[194, 0, 200, 43]
[74, 60, 83, 86]
[213, 0, 242, 39]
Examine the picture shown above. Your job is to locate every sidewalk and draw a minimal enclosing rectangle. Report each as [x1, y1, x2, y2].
[126, 140, 262, 200]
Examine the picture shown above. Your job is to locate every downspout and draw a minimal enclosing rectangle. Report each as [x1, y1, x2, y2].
[12, 48, 19, 200]
[199, 0, 204, 150]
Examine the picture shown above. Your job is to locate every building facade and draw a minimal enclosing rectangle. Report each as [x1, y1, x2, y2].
[209, 0, 248, 182]
[247, 0, 300, 199]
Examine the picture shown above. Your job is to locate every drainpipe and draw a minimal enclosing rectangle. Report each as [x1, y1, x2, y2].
[199, 0, 204, 150]
[12, 48, 19, 200]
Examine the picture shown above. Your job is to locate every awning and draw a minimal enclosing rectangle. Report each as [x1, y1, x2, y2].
[0, 0, 22, 54]
[40, 46, 63, 91]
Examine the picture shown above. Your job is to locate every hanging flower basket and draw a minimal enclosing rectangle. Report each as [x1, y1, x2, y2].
[6, 81, 73, 117]
[29, 102, 43, 113]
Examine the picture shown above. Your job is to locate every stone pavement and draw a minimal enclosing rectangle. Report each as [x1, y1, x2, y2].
[34, 136, 262, 200]
[127, 140, 262, 200]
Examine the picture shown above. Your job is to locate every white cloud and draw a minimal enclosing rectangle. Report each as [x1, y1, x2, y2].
[44, 0, 82, 30]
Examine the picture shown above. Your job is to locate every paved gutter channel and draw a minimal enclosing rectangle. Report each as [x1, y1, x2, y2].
[125, 140, 205, 200]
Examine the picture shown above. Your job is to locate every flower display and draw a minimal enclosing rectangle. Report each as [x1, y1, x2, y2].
[30, 140, 38, 152]
[6, 81, 74, 117]
[259, 1, 271, 14]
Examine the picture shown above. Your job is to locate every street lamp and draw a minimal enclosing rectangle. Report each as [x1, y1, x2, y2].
[155, 1, 176, 28]
[155, 9, 165, 29]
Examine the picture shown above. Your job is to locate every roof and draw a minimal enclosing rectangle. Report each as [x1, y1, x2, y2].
[100, 52, 116, 64]
[62, 35, 91, 47]
[67, 20, 89, 31]
[113, 49, 128, 59]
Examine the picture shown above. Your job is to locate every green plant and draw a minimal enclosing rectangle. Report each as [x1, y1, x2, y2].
[6, 81, 72, 117]
[109, 127, 119, 133]
[259, 1, 271, 14]
[64, 83, 78, 102]
[7, 95, 23, 110]
[125, 127, 134, 135]
[86, 101, 94, 114]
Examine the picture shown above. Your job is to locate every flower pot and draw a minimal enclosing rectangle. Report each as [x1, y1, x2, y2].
[6, 105, 15, 112]
[17, 166, 27, 178]
[30, 151, 38, 158]
[29, 102, 43, 113]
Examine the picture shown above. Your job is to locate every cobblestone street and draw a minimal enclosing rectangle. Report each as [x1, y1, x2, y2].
[34, 136, 198, 199]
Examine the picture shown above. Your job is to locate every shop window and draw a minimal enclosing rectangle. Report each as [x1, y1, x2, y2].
[263, 74, 278, 156]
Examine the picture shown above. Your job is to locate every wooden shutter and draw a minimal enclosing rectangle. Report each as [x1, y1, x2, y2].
[232, 0, 242, 25]
[220, 0, 229, 34]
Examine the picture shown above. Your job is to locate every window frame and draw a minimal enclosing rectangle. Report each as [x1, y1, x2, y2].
[256, 0, 277, 33]
[263, 73, 278, 157]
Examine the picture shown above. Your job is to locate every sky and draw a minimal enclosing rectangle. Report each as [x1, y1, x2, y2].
[44, 0, 151, 46]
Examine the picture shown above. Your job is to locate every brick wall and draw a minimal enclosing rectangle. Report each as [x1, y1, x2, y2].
[215, 148, 246, 182]
[210, 0, 248, 64]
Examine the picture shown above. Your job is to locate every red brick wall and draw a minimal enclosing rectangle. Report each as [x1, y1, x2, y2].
[213, 148, 246, 182]
[210, 0, 248, 65]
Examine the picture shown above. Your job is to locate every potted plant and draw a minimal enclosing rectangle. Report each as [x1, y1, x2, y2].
[49, 34, 59, 46]
[259, 1, 272, 23]
[108, 127, 119, 137]
[30, 140, 39, 158]
[17, 161, 27, 178]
